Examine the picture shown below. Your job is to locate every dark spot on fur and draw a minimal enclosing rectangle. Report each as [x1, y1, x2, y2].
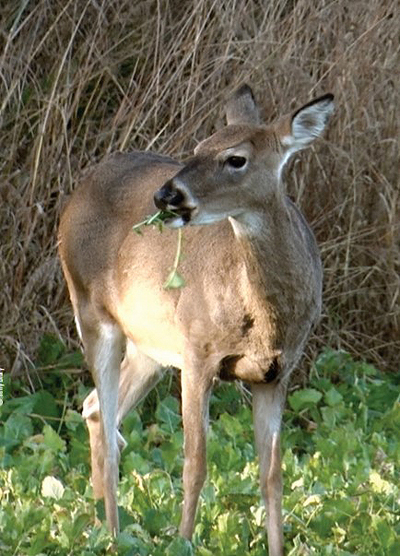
[241, 314, 254, 336]
[263, 357, 280, 383]
[219, 354, 243, 382]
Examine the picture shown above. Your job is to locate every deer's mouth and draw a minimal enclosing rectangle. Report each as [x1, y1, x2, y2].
[163, 207, 194, 228]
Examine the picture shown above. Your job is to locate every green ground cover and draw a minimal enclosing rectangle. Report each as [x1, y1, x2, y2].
[1, 344, 399, 555]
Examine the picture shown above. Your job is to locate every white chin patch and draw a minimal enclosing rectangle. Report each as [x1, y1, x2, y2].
[166, 216, 186, 228]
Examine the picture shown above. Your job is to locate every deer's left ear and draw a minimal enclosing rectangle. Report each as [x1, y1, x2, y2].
[281, 94, 334, 151]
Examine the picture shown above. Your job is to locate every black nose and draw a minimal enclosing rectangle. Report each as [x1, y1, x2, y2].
[154, 180, 185, 210]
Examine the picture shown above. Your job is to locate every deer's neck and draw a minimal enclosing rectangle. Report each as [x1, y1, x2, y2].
[229, 194, 321, 348]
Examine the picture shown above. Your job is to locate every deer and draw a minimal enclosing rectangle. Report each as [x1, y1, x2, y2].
[58, 84, 334, 555]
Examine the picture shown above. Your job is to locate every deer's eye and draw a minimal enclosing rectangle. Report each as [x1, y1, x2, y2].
[225, 156, 247, 169]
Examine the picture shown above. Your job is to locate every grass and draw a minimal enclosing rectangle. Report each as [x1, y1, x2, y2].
[0, 344, 399, 555]
[0, 0, 399, 375]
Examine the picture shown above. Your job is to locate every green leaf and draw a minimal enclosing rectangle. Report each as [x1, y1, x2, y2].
[196, 549, 214, 556]
[375, 518, 394, 547]
[321, 406, 337, 428]
[123, 451, 151, 475]
[379, 399, 400, 433]
[3, 412, 33, 442]
[43, 424, 66, 452]
[155, 395, 181, 431]
[57, 350, 84, 369]
[33, 390, 60, 420]
[288, 388, 323, 412]
[37, 334, 65, 366]
[64, 409, 84, 431]
[143, 508, 168, 536]
[0, 394, 38, 417]
[70, 512, 91, 539]
[165, 537, 193, 556]
[163, 269, 185, 289]
[27, 531, 52, 555]
[132, 209, 178, 233]
[95, 499, 106, 522]
[117, 531, 138, 550]
[325, 387, 343, 406]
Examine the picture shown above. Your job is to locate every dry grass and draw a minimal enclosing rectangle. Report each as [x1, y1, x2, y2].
[1, 0, 399, 377]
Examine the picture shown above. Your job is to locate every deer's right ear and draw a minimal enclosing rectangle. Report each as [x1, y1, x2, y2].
[225, 84, 260, 126]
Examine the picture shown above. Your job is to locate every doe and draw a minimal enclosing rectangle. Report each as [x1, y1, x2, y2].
[58, 85, 334, 555]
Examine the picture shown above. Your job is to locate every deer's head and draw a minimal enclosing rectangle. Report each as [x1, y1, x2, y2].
[154, 85, 334, 227]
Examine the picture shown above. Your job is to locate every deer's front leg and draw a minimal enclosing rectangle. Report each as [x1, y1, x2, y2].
[252, 381, 287, 556]
[179, 366, 213, 540]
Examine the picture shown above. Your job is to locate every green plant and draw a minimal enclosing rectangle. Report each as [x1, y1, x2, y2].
[132, 211, 185, 289]
[1, 345, 398, 555]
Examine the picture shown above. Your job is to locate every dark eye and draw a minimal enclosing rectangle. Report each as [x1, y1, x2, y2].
[226, 156, 247, 169]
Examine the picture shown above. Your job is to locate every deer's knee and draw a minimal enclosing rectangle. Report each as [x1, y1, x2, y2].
[82, 388, 99, 421]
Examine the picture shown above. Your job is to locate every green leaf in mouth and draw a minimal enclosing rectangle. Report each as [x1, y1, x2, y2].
[133, 212, 185, 289]
[132, 209, 178, 234]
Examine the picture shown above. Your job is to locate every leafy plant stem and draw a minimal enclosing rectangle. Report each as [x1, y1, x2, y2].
[164, 228, 185, 289]
[57, 391, 69, 434]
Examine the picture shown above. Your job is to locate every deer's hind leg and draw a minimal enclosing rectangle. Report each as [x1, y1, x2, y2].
[76, 306, 124, 536]
[82, 339, 164, 517]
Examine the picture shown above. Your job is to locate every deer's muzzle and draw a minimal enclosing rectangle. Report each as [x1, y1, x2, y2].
[154, 178, 196, 226]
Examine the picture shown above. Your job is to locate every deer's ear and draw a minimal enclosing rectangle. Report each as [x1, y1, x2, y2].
[280, 94, 334, 151]
[225, 84, 260, 126]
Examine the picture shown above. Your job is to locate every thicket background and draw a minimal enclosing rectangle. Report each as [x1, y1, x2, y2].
[1, 0, 399, 377]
